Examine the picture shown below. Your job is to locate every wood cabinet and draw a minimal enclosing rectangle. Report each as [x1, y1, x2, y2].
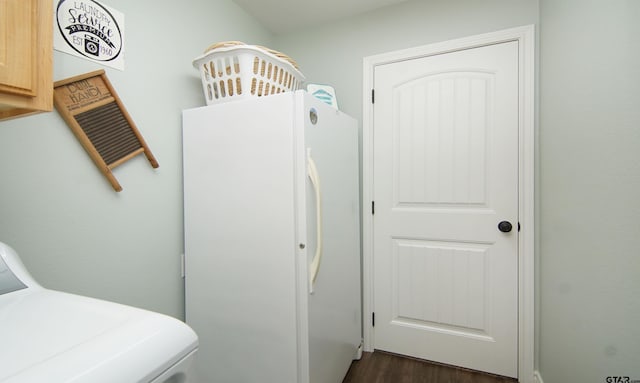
[0, 0, 53, 121]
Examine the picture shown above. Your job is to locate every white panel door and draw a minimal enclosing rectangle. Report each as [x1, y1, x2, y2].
[373, 41, 519, 377]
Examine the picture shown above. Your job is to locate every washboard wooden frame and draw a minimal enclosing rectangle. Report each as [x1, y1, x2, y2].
[54, 70, 158, 192]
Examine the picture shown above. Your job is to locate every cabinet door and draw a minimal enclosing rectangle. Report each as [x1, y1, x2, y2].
[0, 0, 36, 96]
[0, 0, 52, 120]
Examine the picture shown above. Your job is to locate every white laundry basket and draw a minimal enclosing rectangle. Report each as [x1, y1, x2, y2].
[193, 42, 305, 105]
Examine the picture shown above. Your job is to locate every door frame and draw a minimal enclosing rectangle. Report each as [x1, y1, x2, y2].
[362, 25, 535, 382]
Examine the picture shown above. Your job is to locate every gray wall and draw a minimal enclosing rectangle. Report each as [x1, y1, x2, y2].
[273, 0, 539, 126]
[538, 0, 640, 381]
[0, 0, 272, 319]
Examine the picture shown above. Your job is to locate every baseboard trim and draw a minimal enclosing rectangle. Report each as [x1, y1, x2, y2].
[355, 342, 364, 360]
[533, 370, 544, 383]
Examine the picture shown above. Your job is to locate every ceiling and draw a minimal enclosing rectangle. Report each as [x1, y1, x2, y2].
[232, 0, 410, 34]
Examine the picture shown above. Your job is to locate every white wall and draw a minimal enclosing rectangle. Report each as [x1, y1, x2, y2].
[539, 0, 640, 381]
[0, 0, 272, 319]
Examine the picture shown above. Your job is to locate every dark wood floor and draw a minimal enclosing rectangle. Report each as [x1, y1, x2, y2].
[342, 351, 518, 383]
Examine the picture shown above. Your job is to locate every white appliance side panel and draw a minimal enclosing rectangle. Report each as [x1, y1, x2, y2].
[299, 92, 362, 383]
[183, 95, 299, 383]
[0, 289, 197, 383]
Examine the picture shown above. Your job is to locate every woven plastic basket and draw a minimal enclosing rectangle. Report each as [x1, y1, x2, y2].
[193, 42, 305, 105]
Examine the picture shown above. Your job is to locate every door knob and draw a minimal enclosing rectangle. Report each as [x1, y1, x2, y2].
[498, 221, 513, 233]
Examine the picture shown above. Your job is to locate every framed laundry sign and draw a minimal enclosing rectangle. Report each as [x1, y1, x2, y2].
[54, 0, 125, 70]
[54, 70, 158, 192]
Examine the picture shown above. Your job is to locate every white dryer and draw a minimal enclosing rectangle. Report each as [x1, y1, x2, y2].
[0, 242, 198, 383]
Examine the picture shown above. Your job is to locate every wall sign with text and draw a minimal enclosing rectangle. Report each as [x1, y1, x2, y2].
[54, 0, 125, 70]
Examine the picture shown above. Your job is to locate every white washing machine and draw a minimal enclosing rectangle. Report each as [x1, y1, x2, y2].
[0, 242, 198, 383]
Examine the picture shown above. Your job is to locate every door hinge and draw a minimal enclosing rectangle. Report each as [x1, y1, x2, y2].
[180, 253, 185, 278]
[371, 201, 375, 215]
[518, 222, 521, 232]
[372, 312, 375, 327]
[371, 89, 375, 104]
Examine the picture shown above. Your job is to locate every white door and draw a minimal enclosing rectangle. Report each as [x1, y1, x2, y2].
[372, 41, 519, 377]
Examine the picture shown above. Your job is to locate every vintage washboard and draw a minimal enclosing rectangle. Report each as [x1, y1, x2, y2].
[53, 70, 158, 192]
